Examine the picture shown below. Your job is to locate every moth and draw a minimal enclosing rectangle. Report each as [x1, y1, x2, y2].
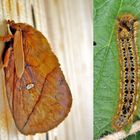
[112, 14, 139, 130]
[0, 20, 72, 135]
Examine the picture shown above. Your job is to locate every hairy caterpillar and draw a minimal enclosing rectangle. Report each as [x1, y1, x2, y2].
[112, 14, 140, 130]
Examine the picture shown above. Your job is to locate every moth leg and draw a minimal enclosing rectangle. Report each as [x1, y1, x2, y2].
[0, 34, 14, 42]
[3, 47, 12, 68]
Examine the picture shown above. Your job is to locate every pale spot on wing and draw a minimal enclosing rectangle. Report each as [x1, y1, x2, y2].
[26, 83, 34, 90]
[18, 83, 35, 91]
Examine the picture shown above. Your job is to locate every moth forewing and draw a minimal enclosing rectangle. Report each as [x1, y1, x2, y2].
[1, 20, 72, 135]
[13, 29, 25, 78]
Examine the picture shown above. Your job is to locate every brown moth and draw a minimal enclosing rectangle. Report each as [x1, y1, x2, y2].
[0, 20, 72, 135]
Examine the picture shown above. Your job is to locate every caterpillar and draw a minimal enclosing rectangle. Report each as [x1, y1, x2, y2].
[112, 14, 140, 130]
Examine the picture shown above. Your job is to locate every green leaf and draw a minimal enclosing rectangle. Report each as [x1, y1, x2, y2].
[94, 0, 140, 139]
[125, 131, 140, 140]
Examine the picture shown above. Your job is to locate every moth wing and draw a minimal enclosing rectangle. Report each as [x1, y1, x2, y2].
[13, 30, 24, 78]
[4, 27, 72, 135]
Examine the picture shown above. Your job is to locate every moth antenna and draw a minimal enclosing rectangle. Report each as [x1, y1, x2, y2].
[14, 29, 25, 78]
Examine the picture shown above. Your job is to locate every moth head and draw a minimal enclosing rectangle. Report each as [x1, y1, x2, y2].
[6, 20, 28, 35]
[6, 20, 17, 34]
